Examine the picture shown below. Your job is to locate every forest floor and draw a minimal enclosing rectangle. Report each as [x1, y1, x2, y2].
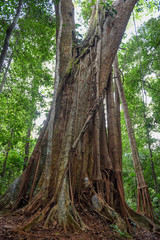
[0, 206, 160, 240]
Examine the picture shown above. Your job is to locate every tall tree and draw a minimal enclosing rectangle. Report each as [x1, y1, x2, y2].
[114, 55, 154, 220]
[0, 0, 159, 234]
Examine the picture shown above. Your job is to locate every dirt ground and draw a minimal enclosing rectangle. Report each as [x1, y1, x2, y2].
[0, 206, 160, 240]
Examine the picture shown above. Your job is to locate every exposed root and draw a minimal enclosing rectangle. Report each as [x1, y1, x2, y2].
[80, 174, 160, 235]
[81, 185, 160, 235]
[22, 190, 44, 214]
[91, 193, 128, 233]
[128, 206, 160, 233]
[80, 180, 128, 233]
[15, 176, 87, 233]
[55, 176, 87, 231]
[115, 171, 130, 226]
[137, 186, 154, 221]
[61, 209, 84, 232]
[44, 205, 58, 227]
[44, 203, 88, 232]
[16, 203, 50, 231]
[102, 170, 111, 205]
[6, 175, 160, 237]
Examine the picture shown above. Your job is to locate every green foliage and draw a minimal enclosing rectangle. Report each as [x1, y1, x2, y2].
[135, 0, 160, 13]
[99, 0, 117, 17]
[112, 225, 132, 238]
[152, 193, 160, 219]
[75, 0, 96, 25]
[99, 0, 113, 8]
[0, 150, 23, 194]
[0, 0, 55, 194]
[75, 23, 84, 41]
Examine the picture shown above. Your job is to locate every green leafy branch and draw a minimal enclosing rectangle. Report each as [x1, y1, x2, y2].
[99, 0, 117, 17]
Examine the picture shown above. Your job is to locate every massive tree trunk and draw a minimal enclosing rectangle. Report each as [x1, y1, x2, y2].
[114, 55, 154, 221]
[0, 0, 159, 234]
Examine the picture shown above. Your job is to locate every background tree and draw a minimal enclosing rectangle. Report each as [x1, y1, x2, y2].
[118, 15, 160, 219]
[114, 55, 153, 220]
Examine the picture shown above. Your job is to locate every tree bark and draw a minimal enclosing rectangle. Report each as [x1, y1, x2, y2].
[0, 0, 23, 74]
[23, 127, 31, 171]
[114, 76, 122, 169]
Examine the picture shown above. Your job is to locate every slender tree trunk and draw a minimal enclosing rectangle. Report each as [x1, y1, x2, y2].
[0, 0, 23, 73]
[146, 123, 158, 194]
[148, 144, 158, 194]
[0, 54, 13, 94]
[23, 127, 31, 171]
[114, 55, 154, 221]
[0, 33, 20, 94]
[114, 76, 122, 169]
